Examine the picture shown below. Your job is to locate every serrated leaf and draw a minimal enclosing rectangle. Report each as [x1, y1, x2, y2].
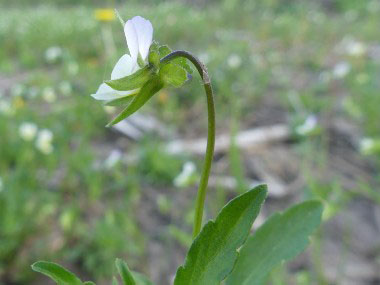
[115, 258, 136, 285]
[106, 66, 153, 91]
[107, 77, 164, 127]
[174, 185, 267, 285]
[31, 261, 82, 285]
[159, 63, 187, 87]
[105, 95, 135, 107]
[226, 200, 323, 285]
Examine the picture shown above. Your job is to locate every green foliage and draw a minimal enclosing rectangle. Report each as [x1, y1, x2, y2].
[226, 200, 323, 285]
[115, 259, 136, 285]
[107, 77, 164, 126]
[174, 185, 267, 285]
[159, 63, 188, 87]
[31, 261, 82, 285]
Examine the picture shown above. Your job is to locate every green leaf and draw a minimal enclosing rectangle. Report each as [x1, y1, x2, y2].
[106, 66, 153, 91]
[105, 95, 135, 107]
[107, 76, 164, 127]
[115, 258, 136, 285]
[174, 185, 267, 285]
[83, 282, 96, 285]
[226, 200, 323, 285]
[31, 261, 82, 285]
[159, 63, 187, 87]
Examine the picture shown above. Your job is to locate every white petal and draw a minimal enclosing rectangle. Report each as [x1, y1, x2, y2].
[124, 19, 139, 62]
[91, 83, 137, 100]
[131, 16, 153, 61]
[111, 54, 135, 80]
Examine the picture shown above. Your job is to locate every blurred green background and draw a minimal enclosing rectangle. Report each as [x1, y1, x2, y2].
[0, 0, 380, 284]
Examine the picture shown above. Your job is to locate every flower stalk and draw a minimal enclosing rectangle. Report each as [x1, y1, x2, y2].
[161, 51, 216, 239]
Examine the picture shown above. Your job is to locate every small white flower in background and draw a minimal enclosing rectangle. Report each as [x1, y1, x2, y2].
[67, 61, 79, 76]
[42, 87, 57, 103]
[359, 137, 380, 155]
[227, 53, 242, 69]
[104, 150, 122, 169]
[36, 129, 54, 154]
[45, 46, 63, 63]
[174, 161, 197, 188]
[11, 84, 25, 97]
[103, 105, 116, 114]
[92, 16, 153, 102]
[346, 40, 366, 57]
[0, 101, 14, 116]
[360, 138, 374, 154]
[58, 81, 72, 96]
[332, 62, 351, 79]
[296, 115, 318, 136]
[19, 122, 38, 141]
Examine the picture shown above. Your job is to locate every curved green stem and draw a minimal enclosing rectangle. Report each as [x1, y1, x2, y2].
[161, 51, 216, 239]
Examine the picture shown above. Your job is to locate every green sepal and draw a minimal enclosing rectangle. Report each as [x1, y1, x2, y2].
[31, 261, 82, 285]
[105, 66, 153, 92]
[159, 63, 188, 87]
[106, 76, 164, 127]
[105, 95, 136, 107]
[226, 200, 323, 285]
[115, 258, 136, 285]
[148, 42, 160, 70]
[174, 185, 267, 285]
[159, 45, 192, 74]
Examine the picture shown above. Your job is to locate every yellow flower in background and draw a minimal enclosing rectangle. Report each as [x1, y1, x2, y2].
[94, 9, 115, 22]
[13, 96, 25, 109]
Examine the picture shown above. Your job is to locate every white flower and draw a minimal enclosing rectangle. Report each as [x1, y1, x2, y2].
[92, 16, 153, 102]
[174, 161, 197, 188]
[45, 46, 63, 63]
[36, 129, 54, 154]
[11, 84, 25, 97]
[0, 101, 14, 116]
[332, 62, 351, 79]
[124, 16, 153, 64]
[58, 81, 72, 96]
[42, 87, 57, 103]
[346, 40, 366, 57]
[104, 150, 122, 169]
[19, 122, 38, 141]
[227, 53, 242, 69]
[296, 115, 318, 136]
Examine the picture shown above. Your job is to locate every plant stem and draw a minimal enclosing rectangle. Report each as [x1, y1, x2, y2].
[161, 51, 216, 239]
